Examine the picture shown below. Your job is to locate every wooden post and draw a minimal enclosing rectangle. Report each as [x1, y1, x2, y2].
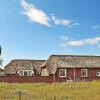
[54, 95, 56, 100]
[53, 63, 56, 84]
[53, 63, 56, 100]
[53, 68, 56, 92]
[73, 68, 76, 82]
[18, 90, 21, 100]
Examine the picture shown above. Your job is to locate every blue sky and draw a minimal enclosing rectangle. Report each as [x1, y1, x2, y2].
[0, 0, 100, 67]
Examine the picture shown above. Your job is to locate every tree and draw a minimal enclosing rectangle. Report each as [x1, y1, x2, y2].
[0, 46, 1, 56]
[0, 46, 2, 65]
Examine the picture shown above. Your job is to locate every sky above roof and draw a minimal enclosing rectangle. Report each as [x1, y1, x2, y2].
[0, 0, 100, 67]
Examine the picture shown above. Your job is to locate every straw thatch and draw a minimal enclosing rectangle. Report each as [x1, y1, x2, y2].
[4, 59, 45, 75]
[41, 55, 100, 74]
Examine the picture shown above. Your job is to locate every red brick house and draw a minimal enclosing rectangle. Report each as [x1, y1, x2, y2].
[41, 55, 100, 82]
[0, 55, 100, 83]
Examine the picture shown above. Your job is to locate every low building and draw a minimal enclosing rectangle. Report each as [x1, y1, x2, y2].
[0, 55, 100, 83]
[41, 55, 100, 82]
[4, 59, 45, 76]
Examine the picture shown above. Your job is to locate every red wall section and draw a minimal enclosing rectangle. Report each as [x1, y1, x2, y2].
[55, 68, 100, 82]
[0, 68, 100, 83]
[0, 76, 53, 83]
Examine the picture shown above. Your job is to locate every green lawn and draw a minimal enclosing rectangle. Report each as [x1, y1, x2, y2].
[0, 81, 100, 100]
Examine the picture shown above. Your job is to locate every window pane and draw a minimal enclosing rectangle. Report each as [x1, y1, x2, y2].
[24, 71, 27, 76]
[29, 71, 32, 76]
[19, 71, 23, 76]
[81, 69, 87, 77]
[82, 70, 86, 75]
[59, 69, 66, 77]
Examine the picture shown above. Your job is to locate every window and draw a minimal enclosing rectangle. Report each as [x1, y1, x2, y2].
[24, 71, 27, 76]
[81, 69, 88, 77]
[59, 69, 66, 77]
[28, 71, 32, 76]
[19, 71, 23, 76]
[17, 70, 33, 76]
[96, 72, 100, 77]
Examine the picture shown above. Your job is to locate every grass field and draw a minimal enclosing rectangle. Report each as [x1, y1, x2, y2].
[0, 81, 100, 100]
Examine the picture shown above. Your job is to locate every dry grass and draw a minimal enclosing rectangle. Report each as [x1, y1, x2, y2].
[0, 81, 100, 100]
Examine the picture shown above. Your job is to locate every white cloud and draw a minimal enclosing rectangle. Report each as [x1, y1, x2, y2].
[61, 37, 100, 47]
[92, 25, 100, 29]
[51, 15, 79, 27]
[60, 43, 68, 47]
[61, 35, 69, 41]
[20, 0, 79, 27]
[67, 40, 83, 46]
[51, 15, 72, 26]
[20, 0, 51, 26]
[72, 22, 80, 26]
[68, 22, 80, 28]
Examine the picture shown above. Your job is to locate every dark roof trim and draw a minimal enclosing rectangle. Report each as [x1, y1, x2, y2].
[12, 59, 45, 62]
[50, 55, 100, 57]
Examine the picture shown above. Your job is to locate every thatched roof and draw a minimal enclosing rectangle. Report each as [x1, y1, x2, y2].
[4, 59, 45, 75]
[41, 55, 100, 74]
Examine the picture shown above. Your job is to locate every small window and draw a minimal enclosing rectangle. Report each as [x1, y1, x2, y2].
[59, 69, 66, 77]
[17, 70, 34, 76]
[81, 69, 88, 77]
[28, 71, 32, 76]
[96, 72, 100, 77]
[19, 71, 23, 76]
[24, 71, 28, 76]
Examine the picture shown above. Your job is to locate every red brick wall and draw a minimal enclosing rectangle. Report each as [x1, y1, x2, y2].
[55, 68, 100, 82]
[0, 68, 100, 83]
[0, 76, 53, 83]
[74, 68, 100, 81]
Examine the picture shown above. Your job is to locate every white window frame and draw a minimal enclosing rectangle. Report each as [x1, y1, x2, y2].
[17, 70, 34, 76]
[18, 71, 23, 76]
[59, 69, 66, 77]
[81, 69, 88, 77]
[96, 72, 100, 77]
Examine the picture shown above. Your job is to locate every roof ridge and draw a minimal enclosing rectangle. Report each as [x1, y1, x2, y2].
[50, 55, 100, 57]
[12, 59, 45, 61]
